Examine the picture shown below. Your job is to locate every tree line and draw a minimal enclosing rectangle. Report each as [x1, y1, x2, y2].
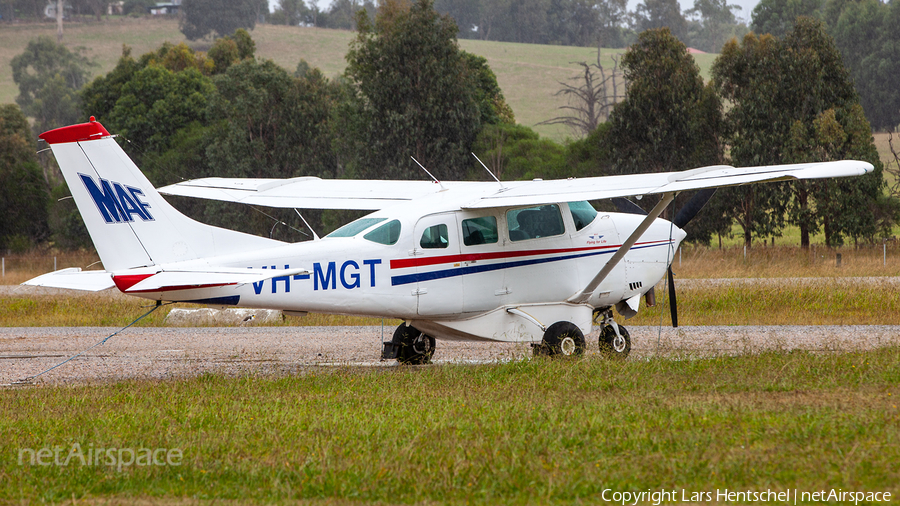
[0, 0, 891, 254]
[751, 0, 900, 131]
[194, 0, 900, 132]
[3, 0, 896, 129]
[264, 0, 748, 53]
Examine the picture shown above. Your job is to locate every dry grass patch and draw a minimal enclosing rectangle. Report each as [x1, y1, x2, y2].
[0, 250, 102, 285]
[5, 250, 900, 326]
[631, 280, 900, 326]
[0, 294, 398, 327]
[676, 244, 900, 278]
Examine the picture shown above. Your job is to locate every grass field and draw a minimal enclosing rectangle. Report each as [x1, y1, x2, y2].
[2, 352, 898, 504]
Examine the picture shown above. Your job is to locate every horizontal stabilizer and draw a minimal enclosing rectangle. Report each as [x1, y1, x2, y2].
[115, 267, 310, 293]
[22, 268, 115, 291]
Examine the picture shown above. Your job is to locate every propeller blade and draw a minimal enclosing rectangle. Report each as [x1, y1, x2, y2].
[673, 188, 717, 228]
[612, 197, 648, 216]
[667, 267, 678, 328]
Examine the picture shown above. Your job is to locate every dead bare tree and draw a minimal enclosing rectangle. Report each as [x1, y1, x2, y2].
[886, 130, 900, 199]
[536, 48, 625, 138]
[56, 0, 64, 42]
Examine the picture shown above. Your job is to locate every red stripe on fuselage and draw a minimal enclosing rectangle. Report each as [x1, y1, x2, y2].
[389, 240, 670, 269]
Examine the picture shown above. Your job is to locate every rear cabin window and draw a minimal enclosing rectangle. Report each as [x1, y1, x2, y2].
[507, 205, 565, 241]
[568, 201, 598, 231]
[420, 224, 449, 249]
[363, 219, 401, 245]
[461, 216, 498, 246]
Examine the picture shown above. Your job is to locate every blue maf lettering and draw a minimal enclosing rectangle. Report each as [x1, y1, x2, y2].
[79, 173, 153, 224]
[252, 260, 381, 294]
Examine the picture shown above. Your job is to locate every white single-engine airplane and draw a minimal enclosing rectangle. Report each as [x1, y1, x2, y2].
[26, 118, 873, 363]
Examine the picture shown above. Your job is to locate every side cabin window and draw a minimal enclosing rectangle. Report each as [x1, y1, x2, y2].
[462, 216, 498, 246]
[363, 219, 401, 245]
[420, 224, 449, 249]
[507, 205, 565, 241]
[568, 201, 598, 231]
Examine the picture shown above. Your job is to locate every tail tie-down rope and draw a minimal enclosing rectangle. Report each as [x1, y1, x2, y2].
[6, 301, 168, 386]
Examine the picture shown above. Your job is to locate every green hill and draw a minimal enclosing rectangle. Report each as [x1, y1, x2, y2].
[0, 17, 720, 142]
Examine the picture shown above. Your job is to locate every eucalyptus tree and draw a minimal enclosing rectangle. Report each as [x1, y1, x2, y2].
[11, 36, 95, 135]
[345, 0, 504, 181]
[713, 17, 885, 248]
[604, 28, 729, 244]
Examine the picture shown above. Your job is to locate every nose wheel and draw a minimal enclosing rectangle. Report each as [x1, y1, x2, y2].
[596, 309, 631, 359]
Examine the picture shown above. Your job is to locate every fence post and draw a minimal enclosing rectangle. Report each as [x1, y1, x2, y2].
[54, 256, 57, 271]
[1, 257, 4, 278]
[836, 253, 842, 268]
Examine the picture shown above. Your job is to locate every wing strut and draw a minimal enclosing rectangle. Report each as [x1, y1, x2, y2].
[568, 192, 675, 304]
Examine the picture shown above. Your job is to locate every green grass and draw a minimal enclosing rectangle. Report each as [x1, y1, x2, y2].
[2, 351, 898, 504]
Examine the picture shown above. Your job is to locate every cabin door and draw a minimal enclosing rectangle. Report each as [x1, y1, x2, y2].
[411, 213, 463, 316]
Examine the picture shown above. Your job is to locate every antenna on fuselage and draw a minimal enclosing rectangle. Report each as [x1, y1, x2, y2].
[294, 209, 320, 241]
[472, 152, 505, 189]
[411, 156, 447, 191]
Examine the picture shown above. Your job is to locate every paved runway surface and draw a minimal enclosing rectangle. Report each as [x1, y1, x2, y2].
[2, 325, 898, 386]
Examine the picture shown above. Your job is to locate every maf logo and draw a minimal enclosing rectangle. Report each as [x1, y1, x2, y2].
[79, 173, 154, 224]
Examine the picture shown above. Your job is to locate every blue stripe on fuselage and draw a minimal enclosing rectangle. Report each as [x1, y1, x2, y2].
[390, 241, 673, 286]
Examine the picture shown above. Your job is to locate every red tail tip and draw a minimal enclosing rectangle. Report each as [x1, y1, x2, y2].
[39, 118, 111, 144]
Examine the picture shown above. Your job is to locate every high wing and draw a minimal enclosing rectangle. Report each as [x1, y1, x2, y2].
[158, 176, 481, 210]
[158, 160, 873, 211]
[462, 160, 873, 209]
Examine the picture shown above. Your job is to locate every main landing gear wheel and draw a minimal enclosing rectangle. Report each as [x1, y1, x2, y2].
[599, 324, 631, 359]
[392, 324, 435, 365]
[536, 321, 586, 357]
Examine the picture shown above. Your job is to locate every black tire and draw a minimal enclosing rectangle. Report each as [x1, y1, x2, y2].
[540, 321, 586, 357]
[392, 324, 435, 365]
[599, 324, 631, 359]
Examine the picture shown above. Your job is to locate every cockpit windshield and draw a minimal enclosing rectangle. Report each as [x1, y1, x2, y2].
[569, 201, 598, 231]
[326, 217, 387, 238]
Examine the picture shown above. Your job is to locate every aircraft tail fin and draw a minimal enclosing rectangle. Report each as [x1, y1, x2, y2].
[40, 119, 282, 272]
